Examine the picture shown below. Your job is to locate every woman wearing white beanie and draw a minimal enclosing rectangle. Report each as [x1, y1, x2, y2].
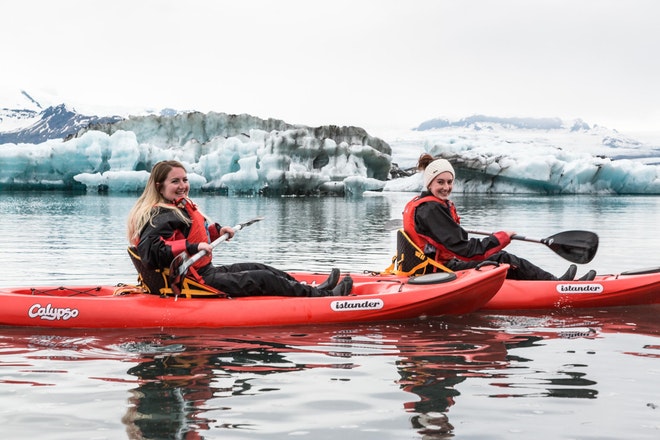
[401, 154, 587, 281]
[422, 158, 455, 192]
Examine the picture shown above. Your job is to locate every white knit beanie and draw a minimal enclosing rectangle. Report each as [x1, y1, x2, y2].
[423, 159, 455, 189]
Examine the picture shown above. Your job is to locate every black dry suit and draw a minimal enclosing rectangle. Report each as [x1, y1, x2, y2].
[404, 193, 558, 281]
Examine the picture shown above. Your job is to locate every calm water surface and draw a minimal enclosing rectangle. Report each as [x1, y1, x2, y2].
[1, 192, 659, 439]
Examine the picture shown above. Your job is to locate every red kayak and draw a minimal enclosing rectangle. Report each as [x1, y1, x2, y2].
[0, 264, 507, 329]
[481, 267, 660, 310]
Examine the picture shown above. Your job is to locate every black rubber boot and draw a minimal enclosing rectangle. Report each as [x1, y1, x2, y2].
[578, 270, 597, 281]
[558, 264, 577, 281]
[331, 275, 353, 296]
[317, 268, 340, 290]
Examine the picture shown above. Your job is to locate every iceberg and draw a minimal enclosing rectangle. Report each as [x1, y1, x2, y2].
[0, 112, 392, 195]
[382, 117, 660, 194]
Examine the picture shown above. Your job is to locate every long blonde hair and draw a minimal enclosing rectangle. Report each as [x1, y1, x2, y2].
[126, 160, 191, 244]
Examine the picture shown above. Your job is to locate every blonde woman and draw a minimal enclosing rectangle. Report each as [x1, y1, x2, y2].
[127, 160, 352, 297]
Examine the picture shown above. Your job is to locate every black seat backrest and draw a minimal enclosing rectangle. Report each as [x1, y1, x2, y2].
[127, 246, 223, 298]
[394, 230, 453, 276]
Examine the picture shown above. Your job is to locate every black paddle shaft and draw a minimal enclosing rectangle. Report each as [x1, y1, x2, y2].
[462, 229, 598, 264]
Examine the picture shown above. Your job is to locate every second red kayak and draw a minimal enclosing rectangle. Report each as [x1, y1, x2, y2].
[481, 267, 660, 310]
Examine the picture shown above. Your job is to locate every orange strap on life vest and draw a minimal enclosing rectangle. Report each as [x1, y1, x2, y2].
[382, 229, 453, 277]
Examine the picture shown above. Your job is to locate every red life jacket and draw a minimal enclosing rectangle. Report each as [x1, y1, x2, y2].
[402, 195, 462, 264]
[175, 197, 213, 270]
[133, 198, 215, 270]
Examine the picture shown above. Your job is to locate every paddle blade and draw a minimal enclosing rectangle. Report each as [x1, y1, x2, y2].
[545, 230, 599, 264]
[239, 216, 265, 229]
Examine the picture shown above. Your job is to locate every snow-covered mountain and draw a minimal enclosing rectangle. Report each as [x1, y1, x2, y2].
[0, 90, 124, 144]
[0, 104, 125, 144]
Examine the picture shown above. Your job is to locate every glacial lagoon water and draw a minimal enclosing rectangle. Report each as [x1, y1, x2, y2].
[1, 191, 659, 439]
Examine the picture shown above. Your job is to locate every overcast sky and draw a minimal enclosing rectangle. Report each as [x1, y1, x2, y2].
[2, 0, 659, 136]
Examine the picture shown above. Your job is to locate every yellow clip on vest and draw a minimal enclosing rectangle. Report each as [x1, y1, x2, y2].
[383, 229, 453, 277]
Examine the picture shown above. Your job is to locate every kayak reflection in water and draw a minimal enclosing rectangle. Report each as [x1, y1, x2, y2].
[121, 336, 330, 439]
[126, 160, 352, 298]
[401, 154, 595, 281]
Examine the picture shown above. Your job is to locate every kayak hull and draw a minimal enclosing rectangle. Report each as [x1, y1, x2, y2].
[0, 265, 508, 329]
[481, 268, 660, 310]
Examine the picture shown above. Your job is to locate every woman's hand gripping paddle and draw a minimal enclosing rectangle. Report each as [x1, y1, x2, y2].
[384, 219, 599, 264]
[169, 216, 265, 293]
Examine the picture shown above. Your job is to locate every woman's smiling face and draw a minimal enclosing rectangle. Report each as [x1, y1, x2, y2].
[428, 171, 454, 200]
[158, 166, 190, 202]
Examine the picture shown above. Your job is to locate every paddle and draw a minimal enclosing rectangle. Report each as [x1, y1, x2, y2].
[384, 219, 598, 264]
[169, 216, 265, 291]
